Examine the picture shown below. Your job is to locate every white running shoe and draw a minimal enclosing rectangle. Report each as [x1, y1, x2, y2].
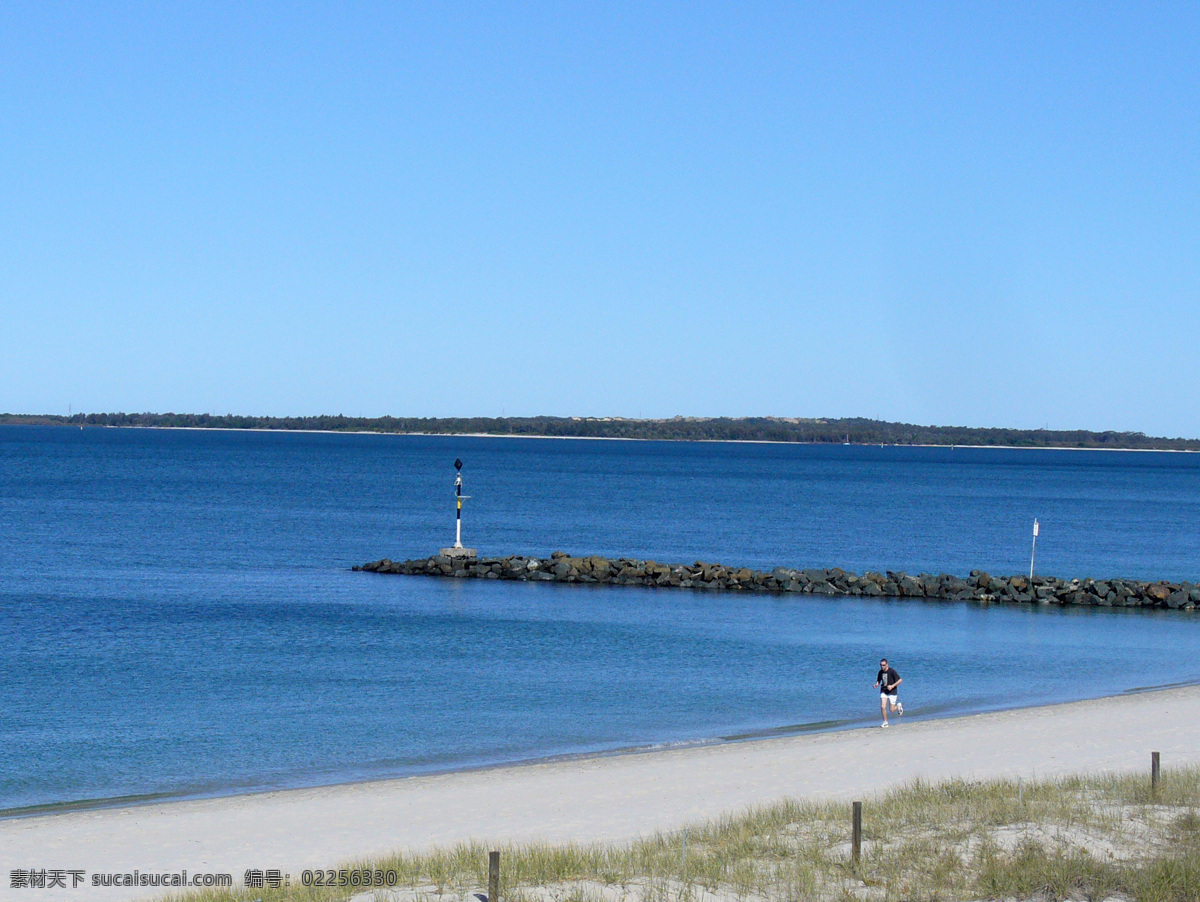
[881, 722, 889, 728]
[897, 702, 904, 716]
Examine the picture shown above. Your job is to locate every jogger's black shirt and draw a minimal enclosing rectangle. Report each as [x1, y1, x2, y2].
[877, 667, 900, 694]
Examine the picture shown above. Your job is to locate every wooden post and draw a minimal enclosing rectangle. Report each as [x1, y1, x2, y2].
[1152, 751, 1161, 793]
[488, 850, 500, 902]
[852, 801, 862, 866]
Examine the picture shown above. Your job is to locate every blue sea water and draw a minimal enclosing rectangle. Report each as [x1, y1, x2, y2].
[2, 425, 1200, 813]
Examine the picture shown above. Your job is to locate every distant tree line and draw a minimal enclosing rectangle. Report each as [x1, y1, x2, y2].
[2, 412, 1197, 450]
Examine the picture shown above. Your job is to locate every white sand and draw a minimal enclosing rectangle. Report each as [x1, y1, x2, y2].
[3, 686, 1198, 901]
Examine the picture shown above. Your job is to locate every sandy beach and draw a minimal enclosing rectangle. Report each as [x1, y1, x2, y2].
[3, 686, 1198, 902]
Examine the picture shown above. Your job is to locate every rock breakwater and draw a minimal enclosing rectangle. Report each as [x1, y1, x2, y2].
[355, 553, 1200, 609]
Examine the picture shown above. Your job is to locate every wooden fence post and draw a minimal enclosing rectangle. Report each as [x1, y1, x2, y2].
[489, 850, 500, 902]
[1152, 751, 1161, 793]
[852, 801, 862, 866]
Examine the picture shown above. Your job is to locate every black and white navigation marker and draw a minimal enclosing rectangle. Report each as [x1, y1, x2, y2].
[441, 457, 477, 559]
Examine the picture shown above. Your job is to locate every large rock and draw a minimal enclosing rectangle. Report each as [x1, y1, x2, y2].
[1146, 584, 1172, 603]
[586, 556, 612, 575]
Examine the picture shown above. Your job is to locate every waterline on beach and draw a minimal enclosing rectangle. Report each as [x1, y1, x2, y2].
[6, 686, 1200, 902]
[6, 679, 1200, 820]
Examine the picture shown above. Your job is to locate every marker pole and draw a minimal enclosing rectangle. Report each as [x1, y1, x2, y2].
[441, 458, 474, 559]
[454, 465, 464, 549]
[1029, 518, 1039, 580]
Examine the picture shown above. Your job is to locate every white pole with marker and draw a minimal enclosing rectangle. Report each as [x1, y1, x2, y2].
[455, 481, 463, 548]
[1029, 518, 1039, 580]
[441, 458, 477, 559]
[453, 457, 471, 549]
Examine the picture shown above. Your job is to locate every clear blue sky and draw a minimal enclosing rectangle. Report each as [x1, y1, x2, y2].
[2, 3, 1198, 435]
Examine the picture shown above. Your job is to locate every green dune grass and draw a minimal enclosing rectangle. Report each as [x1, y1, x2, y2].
[171, 768, 1200, 902]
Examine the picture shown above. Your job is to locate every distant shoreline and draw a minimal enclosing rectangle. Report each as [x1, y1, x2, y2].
[5, 421, 1199, 453]
[3, 412, 1197, 451]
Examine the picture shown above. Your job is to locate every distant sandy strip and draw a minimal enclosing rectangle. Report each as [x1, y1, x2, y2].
[4, 686, 1199, 901]
[55, 424, 1198, 452]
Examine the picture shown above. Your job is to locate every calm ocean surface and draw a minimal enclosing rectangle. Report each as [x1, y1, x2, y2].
[2, 425, 1200, 812]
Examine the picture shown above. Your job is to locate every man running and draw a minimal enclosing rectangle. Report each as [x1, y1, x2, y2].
[874, 658, 903, 727]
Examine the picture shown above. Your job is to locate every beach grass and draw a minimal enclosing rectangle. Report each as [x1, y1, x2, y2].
[169, 767, 1200, 902]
